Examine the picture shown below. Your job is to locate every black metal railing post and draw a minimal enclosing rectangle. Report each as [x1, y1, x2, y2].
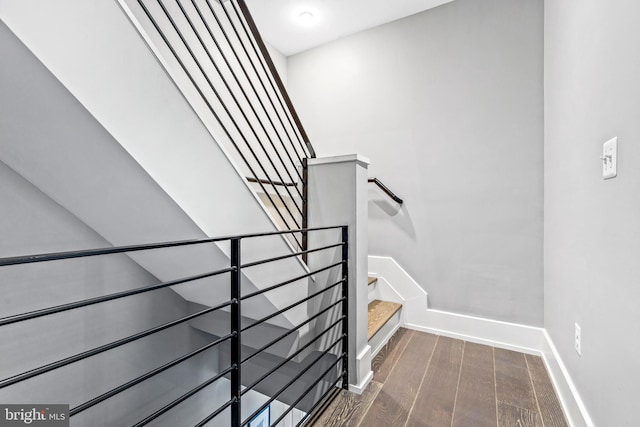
[230, 237, 242, 427]
[302, 157, 309, 262]
[341, 225, 349, 390]
[0, 226, 348, 425]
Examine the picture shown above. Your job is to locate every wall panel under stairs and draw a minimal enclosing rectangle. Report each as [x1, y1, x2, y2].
[0, 1, 310, 328]
[0, 158, 224, 426]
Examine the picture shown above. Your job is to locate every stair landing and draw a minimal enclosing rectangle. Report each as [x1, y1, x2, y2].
[367, 299, 402, 340]
[308, 329, 569, 427]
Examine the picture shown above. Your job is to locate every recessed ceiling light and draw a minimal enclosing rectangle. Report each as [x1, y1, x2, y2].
[294, 9, 318, 27]
[299, 11, 314, 22]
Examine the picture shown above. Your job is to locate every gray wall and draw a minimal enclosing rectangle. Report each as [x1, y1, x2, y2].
[0, 17, 306, 425]
[544, 1, 640, 425]
[287, 0, 544, 325]
[0, 19, 222, 425]
[0, 160, 218, 426]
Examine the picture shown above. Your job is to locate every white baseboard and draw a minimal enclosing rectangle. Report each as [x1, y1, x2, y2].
[369, 255, 595, 427]
[350, 344, 372, 395]
[349, 370, 373, 395]
[540, 331, 594, 427]
[405, 310, 545, 355]
[406, 311, 594, 427]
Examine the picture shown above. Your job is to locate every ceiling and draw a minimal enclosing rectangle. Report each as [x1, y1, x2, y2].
[245, 0, 455, 56]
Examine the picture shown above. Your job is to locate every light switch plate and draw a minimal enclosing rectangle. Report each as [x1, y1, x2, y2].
[603, 137, 617, 179]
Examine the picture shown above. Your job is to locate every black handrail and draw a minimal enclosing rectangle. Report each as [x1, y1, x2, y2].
[369, 177, 404, 204]
[235, 0, 316, 158]
[218, 0, 308, 163]
[134, 0, 317, 252]
[141, 0, 304, 242]
[0, 226, 349, 426]
[188, 0, 305, 186]
[0, 225, 340, 267]
[247, 176, 297, 187]
[197, 0, 306, 179]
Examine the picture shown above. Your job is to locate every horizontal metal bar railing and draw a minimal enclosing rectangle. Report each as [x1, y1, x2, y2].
[287, 368, 344, 427]
[241, 298, 345, 365]
[242, 316, 346, 393]
[241, 241, 343, 269]
[0, 267, 233, 328]
[0, 225, 348, 426]
[241, 260, 344, 300]
[241, 279, 344, 332]
[133, 365, 235, 427]
[0, 226, 343, 267]
[294, 380, 342, 427]
[241, 336, 344, 426]
[71, 333, 234, 416]
[0, 299, 233, 389]
[195, 398, 235, 427]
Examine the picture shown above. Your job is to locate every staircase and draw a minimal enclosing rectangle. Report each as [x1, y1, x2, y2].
[0, 0, 410, 423]
[367, 277, 403, 357]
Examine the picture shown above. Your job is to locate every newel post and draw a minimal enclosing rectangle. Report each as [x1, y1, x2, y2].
[306, 154, 372, 393]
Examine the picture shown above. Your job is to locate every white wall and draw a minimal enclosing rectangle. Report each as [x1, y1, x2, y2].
[287, 0, 544, 325]
[266, 42, 288, 86]
[544, 1, 640, 425]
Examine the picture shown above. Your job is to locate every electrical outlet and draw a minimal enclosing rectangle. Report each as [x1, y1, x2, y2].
[574, 322, 582, 356]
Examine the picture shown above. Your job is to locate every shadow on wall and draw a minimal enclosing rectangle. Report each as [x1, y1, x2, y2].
[369, 196, 416, 240]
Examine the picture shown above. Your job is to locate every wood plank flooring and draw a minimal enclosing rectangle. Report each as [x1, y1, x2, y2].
[309, 328, 568, 427]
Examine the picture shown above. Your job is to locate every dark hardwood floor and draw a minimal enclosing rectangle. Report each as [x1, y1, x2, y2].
[310, 328, 568, 427]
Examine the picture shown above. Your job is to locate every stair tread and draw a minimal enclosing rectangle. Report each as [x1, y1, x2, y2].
[368, 277, 378, 286]
[368, 300, 402, 340]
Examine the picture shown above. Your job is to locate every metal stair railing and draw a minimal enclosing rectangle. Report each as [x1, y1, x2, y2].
[133, 0, 316, 252]
[0, 226, 348, 427]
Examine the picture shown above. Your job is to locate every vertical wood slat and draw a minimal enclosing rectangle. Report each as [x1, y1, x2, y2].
[361, 331, 438, 426]
[526, 354, 569, 427]
[405, 336, 464, 427]
[451, 342, 497, 427]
